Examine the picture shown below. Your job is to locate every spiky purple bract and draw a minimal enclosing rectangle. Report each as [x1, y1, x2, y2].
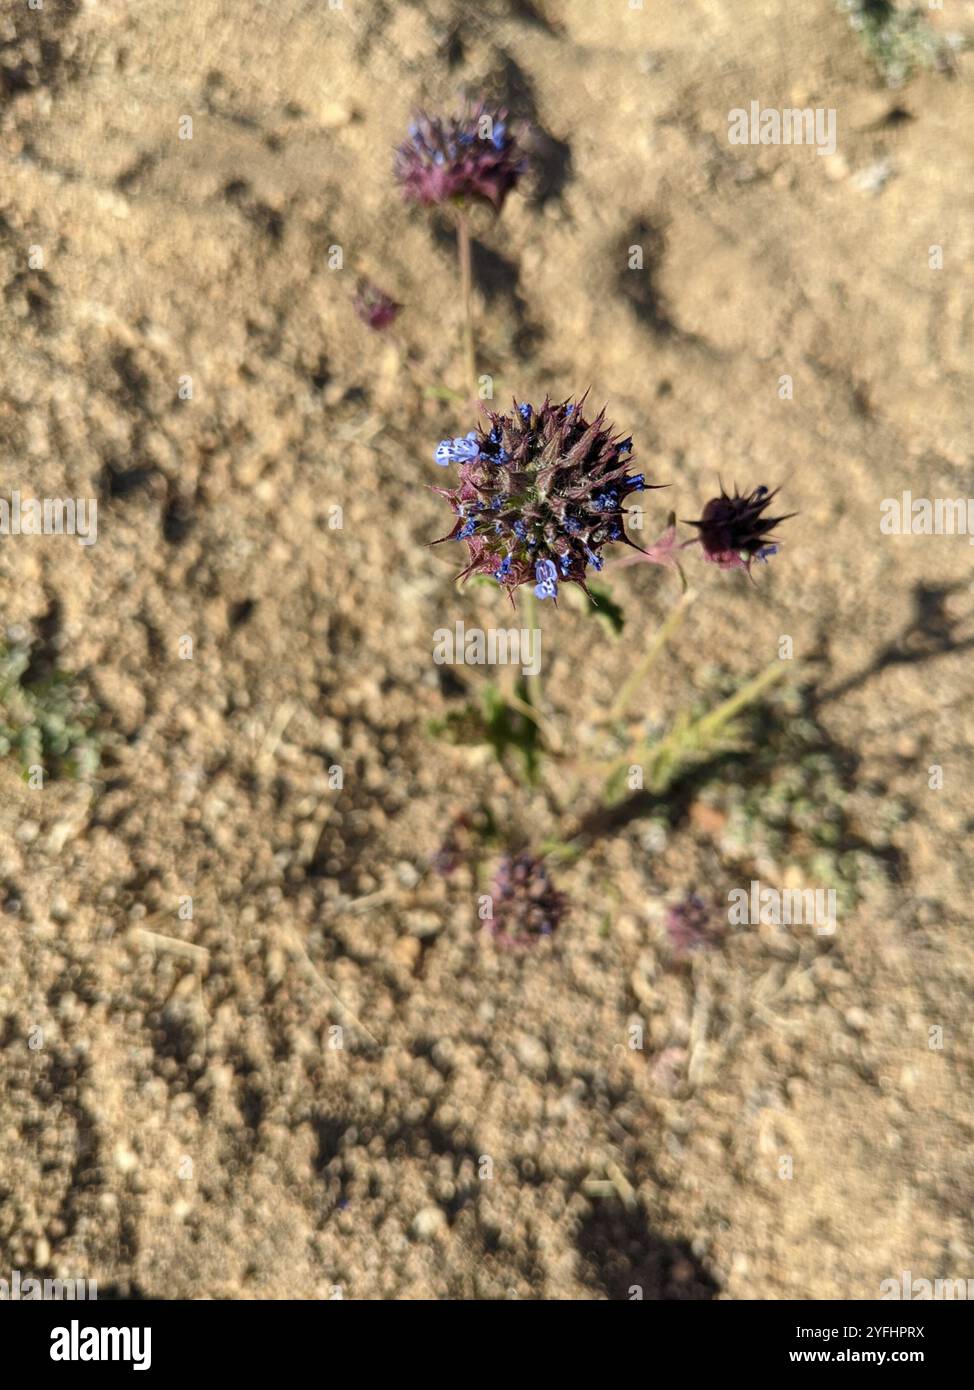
[394, 102, 527, 212]
[687, 484, 792, 573]
[432, 395, 660, 603]
[486, 852, 567, 949]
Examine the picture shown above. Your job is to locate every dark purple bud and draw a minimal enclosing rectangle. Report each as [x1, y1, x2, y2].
[686, 484, 793, 573]
[431, 837, 464, 877]
[353, 278, 402, 331]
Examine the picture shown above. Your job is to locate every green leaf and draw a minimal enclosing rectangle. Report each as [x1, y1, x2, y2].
[602, 762, 632, 806]
[482, 681, 543, 784]
[538, 838, 583, 864]
[427, 682, 544, 785]
[585, 581, 625, 637]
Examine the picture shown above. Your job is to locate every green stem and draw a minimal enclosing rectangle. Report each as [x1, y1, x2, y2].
[520, 586, 542, 712]
[608, 586, 696, 725]
[693, 659, 787, 742]
[456, 210, 477, 404]
[601, 658, 789, 795]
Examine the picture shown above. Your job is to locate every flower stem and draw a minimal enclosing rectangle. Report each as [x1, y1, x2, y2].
[602, 658, 789, 795]
[692, 659, 787, 743]
[520, 586, 542, 712]
[608, 586, 697, 725]
[456, 209, 477, 403]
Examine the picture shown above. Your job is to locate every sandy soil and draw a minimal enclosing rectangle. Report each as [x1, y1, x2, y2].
[1, 0, 973, 1299]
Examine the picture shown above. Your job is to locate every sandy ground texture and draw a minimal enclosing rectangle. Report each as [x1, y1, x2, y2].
[1, 0, 973, 1300]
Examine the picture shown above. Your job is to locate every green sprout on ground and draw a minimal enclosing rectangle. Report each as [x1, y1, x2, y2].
[428, 584, 797, 829]
[0, 639, 101, 781]
[681, 668, 909, 909]
[600, 658, 789, 804]
[838, 0, 960, 85]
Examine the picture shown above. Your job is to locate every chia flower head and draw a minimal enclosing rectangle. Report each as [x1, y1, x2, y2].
[431, 394, 662, 603]
[394, 101, 527, 212]
[686, 483, 793, 573]
[353, 278, 402, 331]
[663, 893, 723, 957]
[486, 852, 568, 948]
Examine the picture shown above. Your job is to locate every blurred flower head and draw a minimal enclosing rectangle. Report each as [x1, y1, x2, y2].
[664, 892, 723, 957]
[486, 852, 568, 948]
[353, 278, 402, 331]
[432, 395, 662, 603]
[687, 483, 791, 573]
[394, 101, 527, 212]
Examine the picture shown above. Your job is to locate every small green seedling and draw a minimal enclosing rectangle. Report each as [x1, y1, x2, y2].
[0, 639, 100, 781]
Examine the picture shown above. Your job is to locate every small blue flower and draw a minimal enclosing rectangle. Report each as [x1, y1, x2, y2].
[481, 427, 509, 464]
[458, 519, 477, 539]
[584, 547, 603, 571]
[755, 544, 778, 562]
[559, 553, 572, 576]
[564, 517, 581, 534]
[513, 521, 527, 540]
[518, 402, 532, 421]
[434, 438, 457, 466]
[491, 121, 507, 150]
[495, 554, 513, 581]
[618, 437, 632, 455]
[534, 558, 558, 600]
[626, 474, 645, 492]
[452, 435, 481, 462]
